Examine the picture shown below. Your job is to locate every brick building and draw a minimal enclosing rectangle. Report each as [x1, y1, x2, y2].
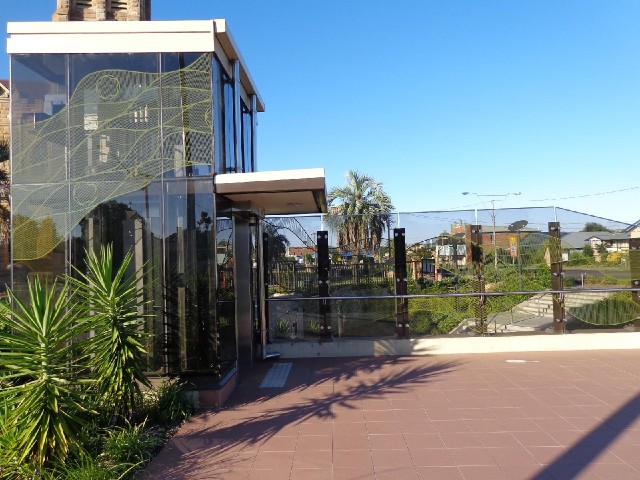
[53, 0, 151, 22]
[0, 80, 8, 141]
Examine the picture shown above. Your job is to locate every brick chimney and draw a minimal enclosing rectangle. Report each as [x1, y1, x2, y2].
[53, 0, 151, 21]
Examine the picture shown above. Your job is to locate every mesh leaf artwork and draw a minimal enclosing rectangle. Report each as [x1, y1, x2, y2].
[12, 54, 213, 260]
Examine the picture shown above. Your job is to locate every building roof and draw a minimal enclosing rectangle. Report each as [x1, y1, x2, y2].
[6, 20, 264, 111]
[0, 80, 8, 96]
[623, 219, 640, 233]
[584, 232, 631, 242]
[215, 168, 327, 215]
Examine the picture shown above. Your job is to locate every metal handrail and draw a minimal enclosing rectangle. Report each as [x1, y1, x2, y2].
[265, 287, 640, 302]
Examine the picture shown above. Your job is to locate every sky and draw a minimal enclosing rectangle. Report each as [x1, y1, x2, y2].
[1, 0, 639, 224]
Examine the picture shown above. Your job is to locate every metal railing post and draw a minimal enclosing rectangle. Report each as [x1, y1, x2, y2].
[549, 222, 565, 333]
[317, 231, 332, 340]
[393, 228, 409, 337]
[470, 225, 487, 335]
[630, 238, 640, 329]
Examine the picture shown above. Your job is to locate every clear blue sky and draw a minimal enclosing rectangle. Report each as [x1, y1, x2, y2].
[2, 0, 639, 223]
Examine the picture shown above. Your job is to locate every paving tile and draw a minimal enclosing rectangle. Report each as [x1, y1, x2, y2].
[499, 464, 556, 480]
[364, 410, 396, 422]
[457, 408, 494, 420]
[432, 419, 473, 433]
[398, 420, 437, 434]
[371, 448, 413, 468]
[295, 434, 332, 451]
[247, 470, 291, 480]
[512, 430, 561, 447]
[289, 468, 333, 480]
[409, 448, 455, 467]
[292, 449, 332, 469]
[251, 451, 295, 470]
[457, 465, 510, 479]
[333, 449, 373, 468]
[439, 431, 483, 449]
[333, 433, 370, 450]
[425, 408, 462, 420]
[368, 433, 407, 450]
[465, 418, 505, 433]
[403, 432, 445, 450]
[415, 466, 464, 479]
[374, 466, 420, 480]
[474, 432, 520, 448]
[260, 435, 297, 452]
[486, 447, 538, 466]
[334, 421, 368, 436]
[366, 421, 402, 435]
[333, 467, 376, 480]
[298, 422, 332, 436]
[448, 447, 498, 466]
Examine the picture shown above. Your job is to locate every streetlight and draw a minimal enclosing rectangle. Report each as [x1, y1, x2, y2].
[461, 192, 521, 268]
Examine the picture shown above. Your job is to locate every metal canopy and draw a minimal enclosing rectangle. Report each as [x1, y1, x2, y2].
[214, 168, 327, 215]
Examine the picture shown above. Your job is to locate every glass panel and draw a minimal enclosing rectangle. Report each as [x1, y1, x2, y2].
[216, 198, 236, 372]
[212, 56, 225, 174]
[72, 181, 164, 373]
[240, 101, 252, 173]
[163, 176, 216, 374]
[11, 54, 68, 185]
[161, 53, 213, 177]
[11, 184, 68, 298]
[223, 72, 235, 173]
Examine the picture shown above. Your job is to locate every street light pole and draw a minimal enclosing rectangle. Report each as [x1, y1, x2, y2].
[462, 192, 521, 269]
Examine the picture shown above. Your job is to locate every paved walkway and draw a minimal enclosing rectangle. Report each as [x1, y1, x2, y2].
[141, 350, 640, 479]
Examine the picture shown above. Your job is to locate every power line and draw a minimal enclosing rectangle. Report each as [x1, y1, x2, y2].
[530, 185, 640, 202]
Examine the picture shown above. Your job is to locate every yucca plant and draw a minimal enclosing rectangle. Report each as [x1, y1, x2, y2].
[0, 277, 92, 468]
[70, 244, 151, 421]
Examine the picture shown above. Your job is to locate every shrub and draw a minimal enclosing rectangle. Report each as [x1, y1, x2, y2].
[70, 245, 151, 420]
[100, 421, 162, 473]
[48, 453, 133, 480]
[142, 380, 195, 425]
[0, 278, 93, 468]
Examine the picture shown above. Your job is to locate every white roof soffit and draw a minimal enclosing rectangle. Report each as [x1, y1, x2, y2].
[215, 168, 327, 215]
[6, 19, 263, 111]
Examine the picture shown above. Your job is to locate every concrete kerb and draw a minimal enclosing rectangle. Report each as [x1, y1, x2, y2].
[270, 331, 640, 358]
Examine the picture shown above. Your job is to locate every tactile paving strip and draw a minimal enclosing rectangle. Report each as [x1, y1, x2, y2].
[259, 362, 292, 388]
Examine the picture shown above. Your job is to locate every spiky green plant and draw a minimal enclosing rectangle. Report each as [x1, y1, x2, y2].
[0, 278, 92, 468]
[70, 245, 151, 420]
[100, 421, 161, 474]
[48, 452, 135, 480]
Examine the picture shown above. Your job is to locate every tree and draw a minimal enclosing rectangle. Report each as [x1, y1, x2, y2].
[326, 170, 393, 259]
[583, 244, 594, 257]
[263, 222, 290, 268]
[582, 222, 612, 232]
[596, 242, 608, 262]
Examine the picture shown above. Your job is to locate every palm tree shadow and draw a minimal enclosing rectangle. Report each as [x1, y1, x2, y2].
[140, 356, 461, 478]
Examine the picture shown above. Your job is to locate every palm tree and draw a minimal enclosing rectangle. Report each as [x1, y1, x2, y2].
[326, 170, 393, 260]
[263, 222, 290, 268]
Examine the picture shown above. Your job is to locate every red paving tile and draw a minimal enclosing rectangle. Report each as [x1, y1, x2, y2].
[141, 350, 640, 479]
